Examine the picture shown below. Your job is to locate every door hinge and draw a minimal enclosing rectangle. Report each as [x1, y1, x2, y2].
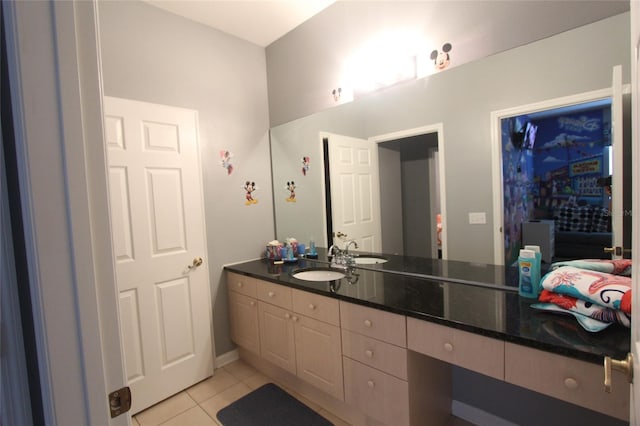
[108, 386, 131, 418]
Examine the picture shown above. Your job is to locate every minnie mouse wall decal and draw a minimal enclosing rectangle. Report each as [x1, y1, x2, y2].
[430, 43, 452, 71]
[301, 156, 310, 176]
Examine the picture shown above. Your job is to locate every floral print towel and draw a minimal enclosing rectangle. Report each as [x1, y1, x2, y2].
[550, 259, 632, 276]
[540, 266, 631, 314]
[537, 289, 630, 327]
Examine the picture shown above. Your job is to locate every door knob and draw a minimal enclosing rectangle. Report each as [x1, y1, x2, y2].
[188, 257, 203, 269]
[604, 352, 633, 393]
[603, 247, 622, 256]
[603, 247, 632, 256]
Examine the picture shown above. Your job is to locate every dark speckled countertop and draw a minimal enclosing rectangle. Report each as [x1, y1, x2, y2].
[224, 249, 630, 365]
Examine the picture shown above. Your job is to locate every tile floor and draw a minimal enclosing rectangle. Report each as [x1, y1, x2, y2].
[131, 359, 473, 426]
[131, 359, 350, 426]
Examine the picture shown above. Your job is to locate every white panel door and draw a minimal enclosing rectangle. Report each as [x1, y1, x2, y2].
[104, 97, 213, 414]
[326, 133, 382, 252]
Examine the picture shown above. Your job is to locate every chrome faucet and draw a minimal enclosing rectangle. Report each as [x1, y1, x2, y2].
[344, 240, 358, 254]
[330, 240, 358, 268]
[328, 244, 350, 268]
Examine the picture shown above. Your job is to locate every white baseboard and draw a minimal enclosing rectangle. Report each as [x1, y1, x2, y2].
[452, 400, 517, 426]
[215, 349, 239, 368]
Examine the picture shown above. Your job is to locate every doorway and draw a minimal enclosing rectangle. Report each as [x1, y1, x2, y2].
[500, 100, 614, 266]
[369, 124, 447, 259]
[491, 73, 631, 266]
[378, 133, 440, 257]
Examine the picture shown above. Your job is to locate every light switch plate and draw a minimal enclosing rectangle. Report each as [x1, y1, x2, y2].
[469, 212, 486, 224]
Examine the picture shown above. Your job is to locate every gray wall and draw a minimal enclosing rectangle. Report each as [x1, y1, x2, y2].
[402, 158, 430, 257]
[378, 147, 403, 254]
[266, 1, 628, 127]
[269, 13, 631, 264]
[99, 1, 274, 356]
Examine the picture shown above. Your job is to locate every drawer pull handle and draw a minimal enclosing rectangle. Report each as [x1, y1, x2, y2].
[268, 291, 275, 297]
[443, 342, 454, 352]
[367, 380, 375, 388]
[249, 301, 256, 307]
[364, 319, 372, 328]
[308, 303, 316, 310]
[563, 378, 578, 390]
[292, 316, 299, 322]
[365, 350, 373, 358]
[285, 313, 291, 319]
[237, 282, 243, 288]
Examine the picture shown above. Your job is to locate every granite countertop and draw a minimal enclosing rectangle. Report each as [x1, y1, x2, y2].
[224, 249, 630, 365]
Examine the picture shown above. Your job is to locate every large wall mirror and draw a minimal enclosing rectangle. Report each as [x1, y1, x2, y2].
[270, 12, 631, 266]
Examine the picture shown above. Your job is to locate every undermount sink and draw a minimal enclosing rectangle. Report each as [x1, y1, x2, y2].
[353, 255, 388, 265]
[292, 267, 346, 282]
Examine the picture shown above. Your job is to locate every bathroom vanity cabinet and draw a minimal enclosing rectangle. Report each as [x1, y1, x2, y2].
[228, 272, 344, 401]
[225, 256, 630, 425]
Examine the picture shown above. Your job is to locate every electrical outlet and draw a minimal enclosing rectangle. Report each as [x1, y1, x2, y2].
[469, 212, 486, 224]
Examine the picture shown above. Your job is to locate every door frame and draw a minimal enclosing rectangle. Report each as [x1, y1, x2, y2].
[629, 0, 639, 421]
[4, 1, 127, 425]
[490, 85, 630, 265]
[369, 124, 448, 260]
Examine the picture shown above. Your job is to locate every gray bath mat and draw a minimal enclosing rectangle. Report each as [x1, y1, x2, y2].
[216, 383, 333, 426]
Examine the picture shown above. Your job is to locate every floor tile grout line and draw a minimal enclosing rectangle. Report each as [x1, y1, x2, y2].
[134, 391, 199, 426]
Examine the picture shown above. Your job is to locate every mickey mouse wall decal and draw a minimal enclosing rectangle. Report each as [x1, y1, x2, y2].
[430, 43, 452, 71]
[243, 181, 258, 205]
[286, 181, 296, 202]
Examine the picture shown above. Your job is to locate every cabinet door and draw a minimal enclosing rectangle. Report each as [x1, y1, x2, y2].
[228, 291, 260, 354]
[294, 315, 344, 401]
[258, 301, 296, 374]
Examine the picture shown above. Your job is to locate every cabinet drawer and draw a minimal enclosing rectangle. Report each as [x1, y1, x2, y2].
[407, 317, 504, 380]
[257, 281, 292, 310]
[505, 343, 629, 421]
[340, 301, 406, 347]
[292, 289, 340, 326]
[341, 329, 407, 380]
[227, 272, 257, 298]
[343, 357, 409, 426]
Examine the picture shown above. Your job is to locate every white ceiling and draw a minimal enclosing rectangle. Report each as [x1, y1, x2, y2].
[142, 0, 337, 47]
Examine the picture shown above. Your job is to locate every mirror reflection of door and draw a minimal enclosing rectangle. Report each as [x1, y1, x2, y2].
[324, 133, 383, 252]
[500, 83, 630, 266]
[324, 131, 442, 258]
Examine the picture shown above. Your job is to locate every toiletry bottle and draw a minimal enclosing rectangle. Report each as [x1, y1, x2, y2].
[518, 249, 538, 299]
[524, 245, 542, 295]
